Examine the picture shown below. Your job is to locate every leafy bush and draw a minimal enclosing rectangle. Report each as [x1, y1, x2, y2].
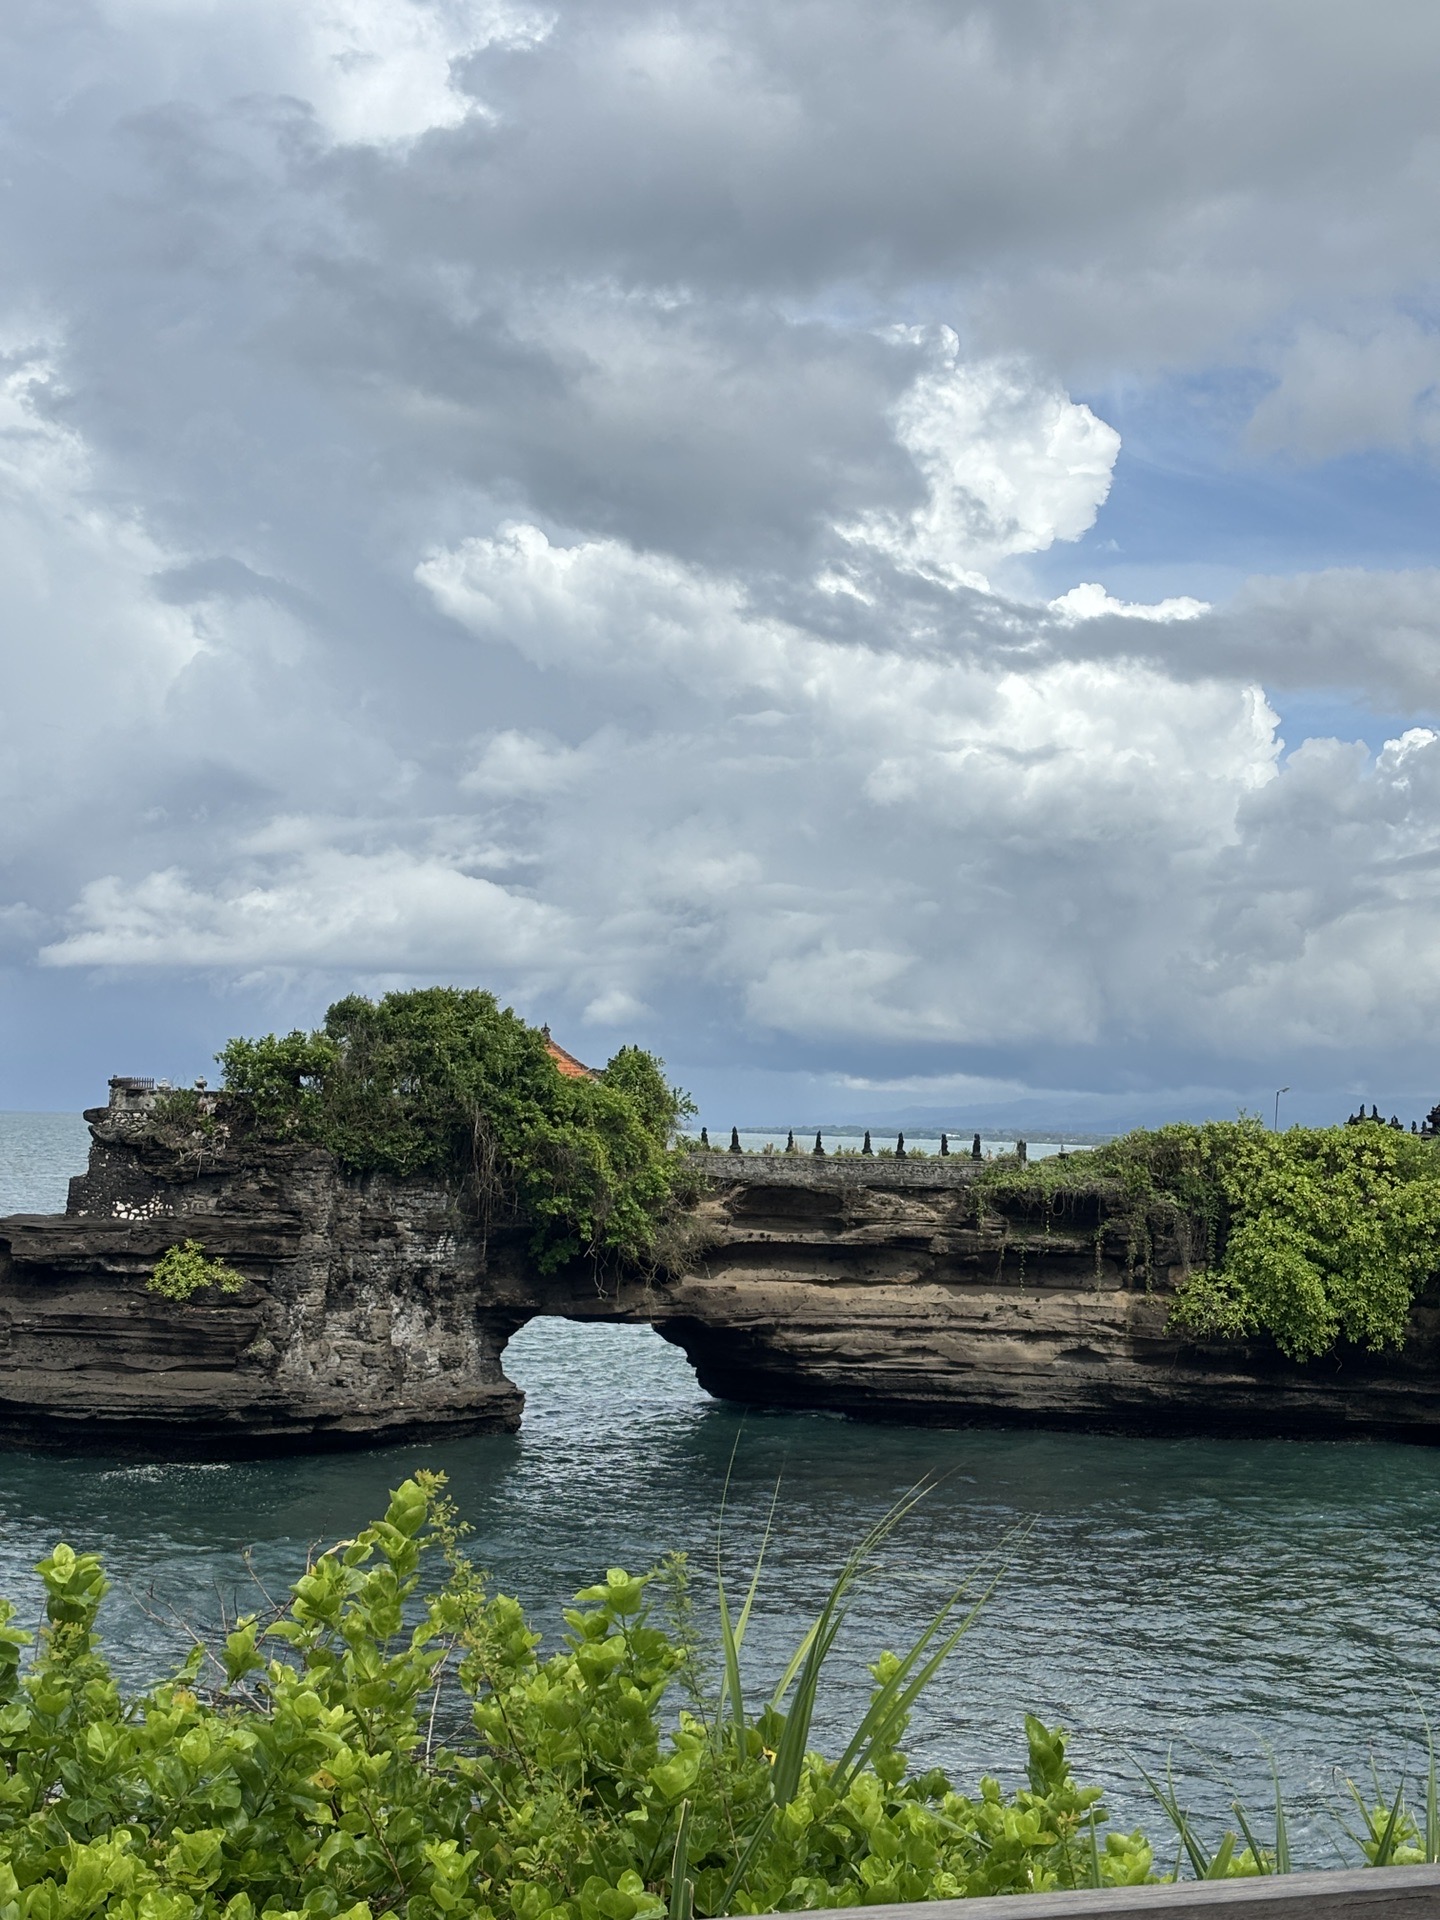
[217, 989, 695, 1273]
[5, 1474, 1438, 1913]
[147, 1240, 246, 1302]
[0, 1475, 1168, 1920]
[977, 1119, 1440, 1362]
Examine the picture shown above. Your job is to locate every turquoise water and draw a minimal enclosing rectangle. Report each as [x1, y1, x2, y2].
[0, 1111, 91, 1214]
[0, 1113, 1437, 1861]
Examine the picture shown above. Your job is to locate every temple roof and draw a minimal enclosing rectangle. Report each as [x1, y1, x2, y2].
[542, 1026, 597, 1080]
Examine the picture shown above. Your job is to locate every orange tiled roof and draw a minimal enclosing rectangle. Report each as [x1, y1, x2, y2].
[543, 1028, 597, 1080]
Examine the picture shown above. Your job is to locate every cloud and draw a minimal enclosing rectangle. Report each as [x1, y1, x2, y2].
[1049, 582, 1210, 624]
[299, 0, 1440, 370]
[417, 520, 1291, 1052]
[1248, 317, 1440, 461]
[842, 337, 1120, 585]
[409, 519, 1440, 1067]
[94, 0, 553, 146]
[461, 728, 599, 797]
[0, 338, 201, 870]
[41, 846, 569, 971]
[1047, 569, 1440, 712]
[5, 0, 1440, 1115]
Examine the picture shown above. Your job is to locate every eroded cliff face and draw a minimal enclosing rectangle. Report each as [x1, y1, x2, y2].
[655, 1155, 1440, 1439]
[0, 1100, 525, 1450]
[4, 1105, 1440, 1452]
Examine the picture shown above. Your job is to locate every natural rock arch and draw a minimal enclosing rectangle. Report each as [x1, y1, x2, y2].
[3, 1089, 1440, 1452]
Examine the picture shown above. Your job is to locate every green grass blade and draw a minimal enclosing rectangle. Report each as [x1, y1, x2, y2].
[830, 1533, 1022, 1792]
[1340, 1774, 1408, 1868]
[733, 1476, 782, 1657]
[1335, 1779, 1375, 1861]
[767, 1479, 936, 1805]
[768, 1619, 820, 1712]
[1270, 1753, 1291, 1875]
[715, 1575, 742, 1741]
[1135, 1755, 1212, 1879]
[669, 1799, 693, 1920]
[1205, 1831, 1237, 1880]
[1086, 1808, 1102, 1889]
[1372, 1778, 1408, 1868]
[1230, 1797, 1270, 1874]
[714, 1448, 781, 1741]
[714, 1805, 775, 1916]
[767, 1592, 848, 1804]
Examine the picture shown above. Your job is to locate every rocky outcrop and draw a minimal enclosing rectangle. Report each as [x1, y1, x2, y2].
[3, 1096, 1440, 1452]
[660, 1154, 1440, 1440]
[0, 1095, 525, 1451]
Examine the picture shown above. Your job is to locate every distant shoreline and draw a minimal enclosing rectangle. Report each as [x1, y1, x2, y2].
[717, 1123, 1115, 1145]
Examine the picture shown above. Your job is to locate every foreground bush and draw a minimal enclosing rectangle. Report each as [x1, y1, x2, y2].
[0, 1475, 1163, 1920]
[2, 1475, 1433, 1919]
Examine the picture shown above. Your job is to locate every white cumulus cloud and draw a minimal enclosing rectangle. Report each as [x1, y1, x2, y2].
[1049, 582, 1211, 623]
[97, 0, 553, 145]
[41, 847, 570, 972]
[843, 336, 1121, 585]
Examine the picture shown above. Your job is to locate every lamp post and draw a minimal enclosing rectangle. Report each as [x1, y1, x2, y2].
[1274, 1086, 1290, 1131]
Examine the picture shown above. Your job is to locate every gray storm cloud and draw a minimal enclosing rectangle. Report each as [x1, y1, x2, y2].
[4, 0, 1440, 1112]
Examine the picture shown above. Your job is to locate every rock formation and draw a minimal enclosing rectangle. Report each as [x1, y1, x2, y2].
[1, 1088, 1440, 1452]
[667, 1154, 1440, 1440]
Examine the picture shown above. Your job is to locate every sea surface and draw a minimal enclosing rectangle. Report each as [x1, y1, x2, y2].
[0, 1110, 1437, 1864]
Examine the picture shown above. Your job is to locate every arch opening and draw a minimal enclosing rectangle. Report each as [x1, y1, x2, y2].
[499, 1316, 709, 1430]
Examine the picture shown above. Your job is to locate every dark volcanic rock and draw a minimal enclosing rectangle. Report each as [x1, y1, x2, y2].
[0, 1096, 526, 1452]
[3, 1101, 1440, 1453]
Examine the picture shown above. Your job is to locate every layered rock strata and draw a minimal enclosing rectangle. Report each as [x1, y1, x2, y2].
[663, 1153, 1440, 1440]
[2, 1097, 1440, 1452]
[0, 1094, 525, 1450]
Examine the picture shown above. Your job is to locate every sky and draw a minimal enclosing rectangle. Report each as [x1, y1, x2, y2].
[4, 0, 1440, 1131]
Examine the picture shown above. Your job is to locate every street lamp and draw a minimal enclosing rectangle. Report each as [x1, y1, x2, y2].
[1274, 1086, 1290, 1131]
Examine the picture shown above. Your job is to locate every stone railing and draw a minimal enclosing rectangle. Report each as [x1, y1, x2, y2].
[794, 1864, 1440, 1917]
[685, 1147, 985, 1188]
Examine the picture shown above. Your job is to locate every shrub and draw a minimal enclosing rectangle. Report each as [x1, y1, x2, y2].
[977, 1119, 1440, 1361]
[1168, 1120, 1440, 1359]
[147, 1239, 246, 1302]
[0, 1475, 1163, 1919]
[2, 1475, 1435, 1907]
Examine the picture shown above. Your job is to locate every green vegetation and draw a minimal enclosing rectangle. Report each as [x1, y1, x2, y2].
[216, 989, 695, 1273]
[147, 1240, 245, 1303]
[0, 1474, 1432, 1920]
[976, 1118, 1440, 1362]
[150, 1089, 218, 1138]
[0, 1474, 1149, 1920]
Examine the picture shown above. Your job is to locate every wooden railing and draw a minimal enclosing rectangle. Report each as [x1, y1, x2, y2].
[797, 1864, 1440, 1918]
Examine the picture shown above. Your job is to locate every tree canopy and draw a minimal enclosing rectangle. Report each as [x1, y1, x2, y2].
[217, 988, 694, 1273]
